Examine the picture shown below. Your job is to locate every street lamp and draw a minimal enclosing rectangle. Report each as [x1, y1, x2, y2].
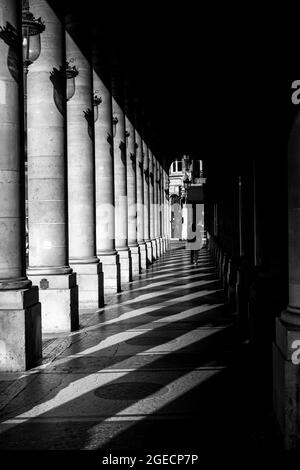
[182, 174, 191, 203]
[183, 174, 191, 191]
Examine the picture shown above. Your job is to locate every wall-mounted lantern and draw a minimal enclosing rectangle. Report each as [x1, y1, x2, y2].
[66, 60, 79, 101]
[93, 93, 102, 122]
[22, 0, 45, 74]
[112, 116, 118, 137]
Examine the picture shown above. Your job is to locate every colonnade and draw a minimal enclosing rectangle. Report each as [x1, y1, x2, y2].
[0, 0, 170, 371]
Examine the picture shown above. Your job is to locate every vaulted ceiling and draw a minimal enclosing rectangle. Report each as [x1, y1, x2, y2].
[48, 0, 290, 170]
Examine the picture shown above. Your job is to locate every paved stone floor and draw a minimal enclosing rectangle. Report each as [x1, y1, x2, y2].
[0, 242, 282, 455]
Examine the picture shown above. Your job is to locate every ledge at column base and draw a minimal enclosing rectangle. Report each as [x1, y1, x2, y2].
[280, 308, 300, 326]
[155, 238, 161, 258]
[160, 237, 166, 254]
[70, 262, 104, 309]
[138, 242, 147, 271]
[151, 239, 158, 261]
[274, 316, 300, 361]
[145, 240, 153, 265]
[0, 289, 41, 371]
[28, 272, 77, 290]
[28, 273, 79, 333]
[117, 249, 132, 286]
[158, 237, 164, 256]
[162, 237, 169, 251]
[99, 254, 121, 295]
[129, 245, 140, 279]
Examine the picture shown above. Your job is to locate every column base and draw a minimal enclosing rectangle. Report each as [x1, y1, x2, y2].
[28, 272, 79, 334]
[155, 237, 161, 258]
[70, 261, 104, 309]
[165, 236, 170, 251]
[164, 237, 170, 251]
[158, 237, 164, 256]
[151, 239, 158, 261]
[145, 240, 153, 265]
[129, 245, 140, 279]
[0, 286, 41, 371]
[117, 248, 132, 287]
[273, 316, 300, 449]
[138, 242, 147, 271]
[98, 252, 121, 296]
[160, 236, 166, 254]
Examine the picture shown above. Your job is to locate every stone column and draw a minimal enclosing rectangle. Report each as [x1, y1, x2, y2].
[112, 77, 131, 286]
[155, 155, 162, 257]
[160, 163, 166, 253]
[236, 175, 249, 338]
[143, 141, 152, 264]
[158, 162, 165, 254]
[27, 0, 78, 333]
[93, 66, 120, 296]
[66, 22, 103, 310]
[124, 93, 139, 279]
[135, 129, 147, 270]
[164, 168, 170, 249]
[156, 159, 163, 256]
[153, 154, 160, 258]
[149, 149, 157, 260]
[273, 110, 300, 449]
[0, 0, 41, 371]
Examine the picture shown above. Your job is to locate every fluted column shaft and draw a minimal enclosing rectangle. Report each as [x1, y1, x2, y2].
[27, 0, 78, 333]
[0, 0, 41, 370]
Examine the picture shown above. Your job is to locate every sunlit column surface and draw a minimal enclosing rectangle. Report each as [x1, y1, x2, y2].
[0, 0, 41, 371]
[93, 66, 120, 296]
[125, 95, 139, 279]
[143, 140, 152, 264]
[156, 158, 163, 256]
[158, 161, 165, 253]
[164, 168, 170, 248]
[66, 21, 103, 309]
[149, 149, 157, 260]
[26, 0, 78, 333]
[153, 155, 160, 257]
[135, 129, 147, 270]
[112, 76, 131, 286]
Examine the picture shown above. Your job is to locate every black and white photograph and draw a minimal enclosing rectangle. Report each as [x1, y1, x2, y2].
[0, 0, 297, 464]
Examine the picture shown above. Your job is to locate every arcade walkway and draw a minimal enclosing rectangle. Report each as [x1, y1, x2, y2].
[0, 243, 281, 451]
